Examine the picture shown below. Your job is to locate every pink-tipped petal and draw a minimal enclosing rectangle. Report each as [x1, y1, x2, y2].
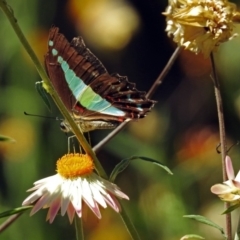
[47, 198, 61, 223]
[81, 180, 102, 218]
[60, 180, 72, 215]
[22, 186, 47, 205]
[112, 188, 129, 200]
[70, 182, 82, 217]
[81, 179, 95, 208]
[110, 194, 121, 211]
[61, 196, 71, 216]
[99, 178, 129, 200]
[103, 193, 120, 212]
[86, 200, 101, 219]
[67, 203, 76, 224]
[90, 184, 107, 208]
[30, 194, 51, 215]
[226, 156, 235, 180]
[211, 184, 232, 194]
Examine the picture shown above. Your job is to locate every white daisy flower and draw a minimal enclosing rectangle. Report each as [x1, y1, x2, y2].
[22, 153, 129, 223]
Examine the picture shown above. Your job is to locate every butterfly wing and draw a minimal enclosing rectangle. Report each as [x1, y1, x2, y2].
[44, 27, 155, 127]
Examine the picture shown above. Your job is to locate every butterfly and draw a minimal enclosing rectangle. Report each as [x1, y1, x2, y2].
[44, 27, 155, 132]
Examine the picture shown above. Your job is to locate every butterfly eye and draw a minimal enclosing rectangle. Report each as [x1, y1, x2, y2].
[60, 121, 70, 133]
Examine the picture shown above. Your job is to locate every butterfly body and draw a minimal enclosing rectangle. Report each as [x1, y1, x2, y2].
[44, 27, 155, 132]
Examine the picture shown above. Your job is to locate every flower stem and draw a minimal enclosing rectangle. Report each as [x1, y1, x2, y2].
[235, 211, 240, 240]
[0, 0, 106, 178]
[210, 53, 232, 240]
[119, 201, 141, 240]
[146, 46, 182, 98]
[75, 217, 84, 240]
[0, 213, 22, 233]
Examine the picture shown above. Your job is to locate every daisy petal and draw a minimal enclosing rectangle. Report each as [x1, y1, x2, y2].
[67, 202, 76, 224]
[46, 198, 61, 223]
[22, 154, 129, 223]
[103, 193, 121, 212]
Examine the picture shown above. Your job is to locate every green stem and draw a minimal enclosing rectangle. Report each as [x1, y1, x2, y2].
[210, 53, 232, 240]
[0, 0, 106, 178]
[75, 217, 84, 240]
[119, 201, 141, 240]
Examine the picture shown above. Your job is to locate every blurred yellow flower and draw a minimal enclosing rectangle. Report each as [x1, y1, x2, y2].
[67, 0, 140, 50]
[163, 0, 240, 56]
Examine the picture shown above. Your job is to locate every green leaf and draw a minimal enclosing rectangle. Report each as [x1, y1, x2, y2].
[0, 206, 32, 218]
[109, 156, 173, 182]
[183, 215, 225, 235]
[222, 204, 240, 214]
[0, 134, 15, 142]
[180, 234, 205, 240]
[35, 81, 51, 111]
[136, 156, 173, 174]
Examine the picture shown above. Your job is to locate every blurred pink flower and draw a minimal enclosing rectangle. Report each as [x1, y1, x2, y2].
[211, 156, 240, 204]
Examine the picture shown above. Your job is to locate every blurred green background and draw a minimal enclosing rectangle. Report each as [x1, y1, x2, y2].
[1, 0, 240, 239]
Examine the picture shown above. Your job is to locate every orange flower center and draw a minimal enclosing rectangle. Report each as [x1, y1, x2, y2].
[56, 153, 94, 179]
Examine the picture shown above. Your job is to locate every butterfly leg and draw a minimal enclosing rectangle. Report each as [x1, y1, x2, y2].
[68, 135, 76, 153]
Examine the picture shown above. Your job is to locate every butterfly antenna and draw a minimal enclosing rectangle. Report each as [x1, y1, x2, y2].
[24, 111, 63, 121]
